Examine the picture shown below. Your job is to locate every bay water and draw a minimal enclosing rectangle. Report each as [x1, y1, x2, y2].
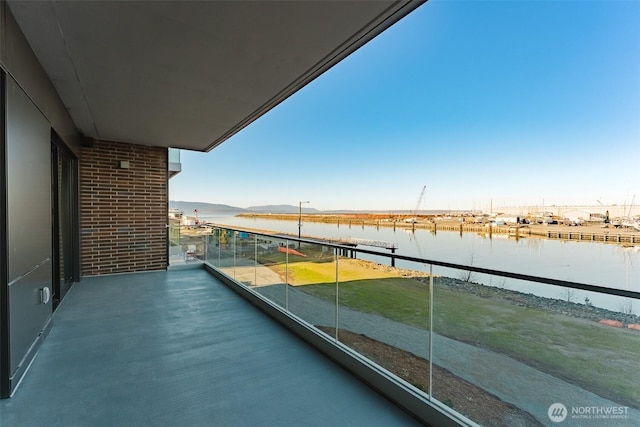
[203, 215, 639, 314]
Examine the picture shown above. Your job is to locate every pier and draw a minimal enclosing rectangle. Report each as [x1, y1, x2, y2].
[544, 230, 640, 244]
[318, 237, 397, 250]
[304, 236, 399, 266]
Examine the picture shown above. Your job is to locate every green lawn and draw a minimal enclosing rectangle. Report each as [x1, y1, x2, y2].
[292, 265, 640, 408]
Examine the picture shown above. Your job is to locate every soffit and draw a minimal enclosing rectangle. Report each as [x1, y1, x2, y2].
[7, 0, 423, 151]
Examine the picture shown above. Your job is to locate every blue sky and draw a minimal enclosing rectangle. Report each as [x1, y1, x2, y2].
[170, 0, 640, 212]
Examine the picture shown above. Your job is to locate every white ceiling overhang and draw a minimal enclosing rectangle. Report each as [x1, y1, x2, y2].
[7, 0, 424, 151]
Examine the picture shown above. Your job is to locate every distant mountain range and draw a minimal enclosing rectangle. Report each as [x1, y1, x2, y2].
[169, 200, 458, 216]
[169, 201, 319, 215]
[246, 204, 320, 213]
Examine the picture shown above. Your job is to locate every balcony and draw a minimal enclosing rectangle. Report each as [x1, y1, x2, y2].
[4, 226, 639, 426]
[165, 225, 640, 426]
[0, 268, 422, 426]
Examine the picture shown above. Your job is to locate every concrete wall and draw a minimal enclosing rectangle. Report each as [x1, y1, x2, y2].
[5, 77, 52, 385]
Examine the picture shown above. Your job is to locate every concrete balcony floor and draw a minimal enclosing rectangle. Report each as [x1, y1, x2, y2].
[0, 269, 421, 426]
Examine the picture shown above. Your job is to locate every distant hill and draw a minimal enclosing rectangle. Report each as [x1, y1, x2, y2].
[245, 204, 320, 214]
[169, 201, 449, 215]
[169, 201, 246, 214]
[169, 201, 320, 215]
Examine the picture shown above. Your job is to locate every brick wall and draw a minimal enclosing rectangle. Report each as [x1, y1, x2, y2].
[80, 140, 167, 275]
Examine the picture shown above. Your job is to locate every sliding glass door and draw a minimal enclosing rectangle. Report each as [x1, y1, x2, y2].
[51, 138, 78, 308]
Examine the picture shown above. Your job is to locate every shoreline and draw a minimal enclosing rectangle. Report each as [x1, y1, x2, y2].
[434, 275, 640, 328]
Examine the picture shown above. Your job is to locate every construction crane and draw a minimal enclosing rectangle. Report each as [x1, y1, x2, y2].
[405, 185, 426, 223]
[413, 185, 427, 218]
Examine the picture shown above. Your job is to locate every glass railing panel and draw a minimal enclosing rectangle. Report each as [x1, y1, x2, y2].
[204, 228, 221, 268]
[168, 225, 206, 266]
[249, 235, 290, 307]
[168, 147, 180, 163]
[278, 240, 338, 335]
[228, 231, 257, 287]
[197, 225, 640, 426]
[216, 227, 237, 278]
[430, 265, 640, 426]
[335, 254, 432, 396]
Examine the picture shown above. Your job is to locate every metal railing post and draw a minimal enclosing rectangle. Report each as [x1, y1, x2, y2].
[335, 248, 339, 342]
[204, 233, 208, 262]
[285, 239, 289, 311]
[429, 263, 433, 400]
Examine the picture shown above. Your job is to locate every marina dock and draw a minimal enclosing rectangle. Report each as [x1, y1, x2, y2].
[238, 213, 640, 246]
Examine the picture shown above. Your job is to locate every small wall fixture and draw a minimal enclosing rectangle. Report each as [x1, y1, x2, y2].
[119, 160, 130, 169]
[40, 287, 51, 305]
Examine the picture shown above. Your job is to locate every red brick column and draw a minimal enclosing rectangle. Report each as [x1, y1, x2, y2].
[80, 140, 168, 275]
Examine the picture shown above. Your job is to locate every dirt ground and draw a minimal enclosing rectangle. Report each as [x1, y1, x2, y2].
[318, 327, 542, 426]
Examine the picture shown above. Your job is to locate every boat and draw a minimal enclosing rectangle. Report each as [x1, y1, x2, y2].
[621, 217, 640, 231]
[277, 246, 306, 257]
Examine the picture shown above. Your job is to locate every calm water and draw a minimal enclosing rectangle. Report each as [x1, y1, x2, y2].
[203, 215, 640, 314]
